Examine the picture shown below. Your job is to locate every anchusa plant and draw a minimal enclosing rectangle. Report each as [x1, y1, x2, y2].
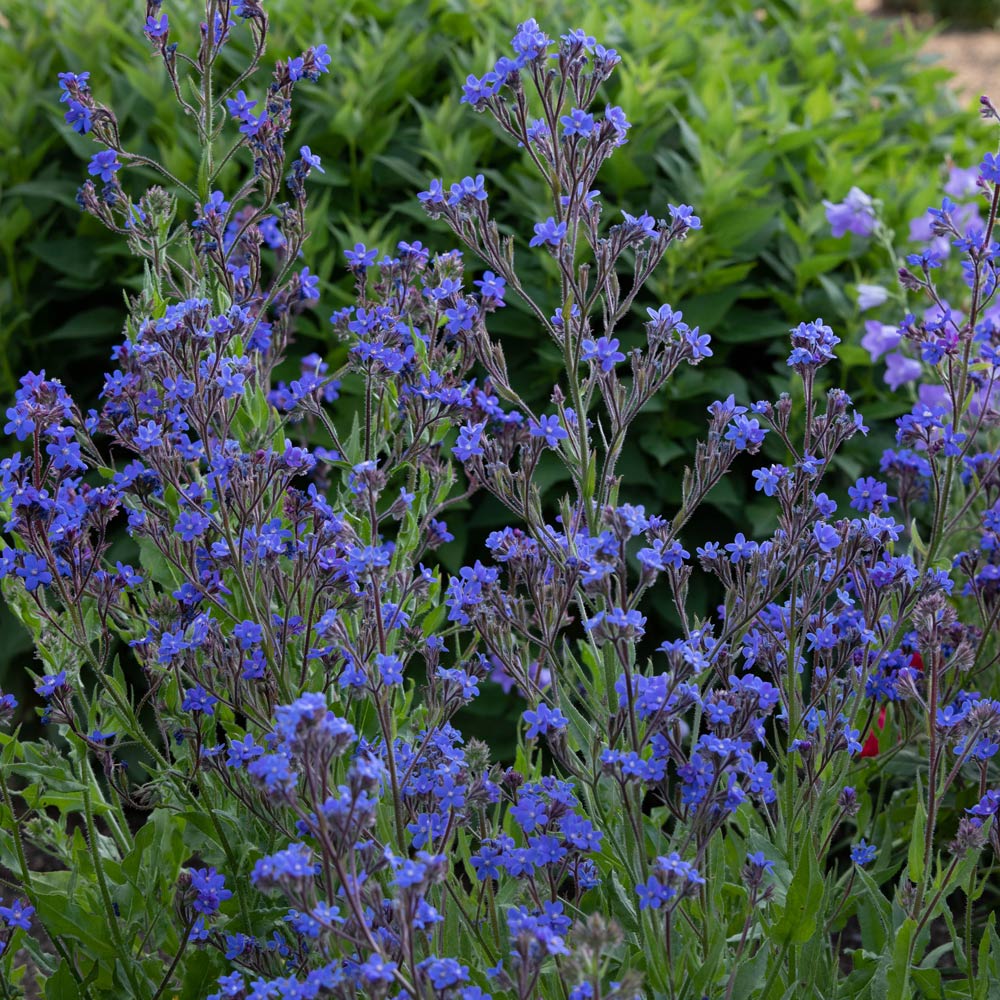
[3, 4, 1000, 999]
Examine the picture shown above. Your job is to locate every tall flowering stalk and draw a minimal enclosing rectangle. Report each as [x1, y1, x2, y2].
[1, 5, 1000, 1000]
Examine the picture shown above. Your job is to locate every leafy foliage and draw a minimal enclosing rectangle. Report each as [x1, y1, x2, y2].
[3, 3, 1000, 999]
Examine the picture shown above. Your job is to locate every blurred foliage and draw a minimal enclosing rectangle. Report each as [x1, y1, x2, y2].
[0, 0, 987, 709]
[857, 1, 1000, 33]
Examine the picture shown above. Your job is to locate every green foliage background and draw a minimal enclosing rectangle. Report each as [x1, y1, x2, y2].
[0, 0, 986, 706]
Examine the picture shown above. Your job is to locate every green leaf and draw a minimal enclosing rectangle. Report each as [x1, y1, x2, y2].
[909, 966, 942, 999]
[979, 911, 1000, 1000]
[44, 959, 81, 1000]
[909, 519, 927, 557]
[37, 306, 123, 344]
[30, 872, 115, 959]
[770, 843, 823, 946]
[885, 917, 916, 1000]
[728, 944, 769, 997]
[854, 866, 891, 954]
[136, 535, 183, 589]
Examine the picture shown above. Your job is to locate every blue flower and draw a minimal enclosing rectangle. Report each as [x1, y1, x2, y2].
[144, 13, 169, 38]
[667, 203, 702, 234]
[906, 249, 943, 270]
[445, 299, 478, 335]
[528, 413, 568, 447]
[523, 703, 568, 739]
[511, 18, 553, 61]
[238, 110, 266, 136]
[133, 421, 164, 451]
[560, 108, 595, 138]
[312, 43, 331, 74]
[724, 532, 757, 563]
[0, 898, 34, 932]
[460, 72, 502, 106]
[981, 152, 1000, 184]
[529, 217, 567, 248]
[635, 875, 673, 910]
[225, 90, 257, 118]
[189, 867, 232, 915]
[299, 145, 324, 173]
[251, 843, 317, 889]
[447, 174, 488, 205]
[581, 336, 626, 372]
[376, 653, 405, 686]
[605, 104, 631, 143]
[407, 809, 450, 849]
[88, 150, 121, 183]
[57, 71, 90, 101]
[247, 752, 297, 796]
[857, 283, 889, 311]
[510, 794, 548, 833]
[233, 620, 264, 649]
[18, 554, 53, 592]
[851, 839, 877, 866]
[344, 242, 378, 270]
[418, 178, 446, 205]
[297, 266, 320, 301]
[453, 420, 486, 462]
[813, 522, 840, 554]
[226, 734, 264, 768]
[752, 464, 787, 497]
[848, 476, 895, 513]
[471, 842, 503, 880]
[724, 414, 767, 450]
[182, 685, 218, 715]
[685, 326, 712, 359]
[823, 186, 875, 238]
[64, 100, 92, 134]
[359, 955, 398, 986]
[422, 957, 469, 991]
[968, 789, 1000, 817]
[636, 538, 689, 573]
[474, 270, 507, 305]
[746, 852, 775, 874]
[34, 671, 66, 698]
[175, 510, 211, 541]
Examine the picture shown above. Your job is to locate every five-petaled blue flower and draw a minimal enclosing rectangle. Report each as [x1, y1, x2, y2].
[560, 108, 595, 138]
[344, 243, 378, 270]
[376, 653, 405, 686]
[182, 685, 219, 715]
[851, 839, 877, 867]
[581, 336, 626, 372]
[88, 149, 121, 183]
[0, 898, 34, 932]
[144, 13, 169, 38]
[523, 702, 568, 738]
[529, 217, 567, 248]
[529, 413, 568, 447]
[65, 100, 92, 134]
[225, 90, 257, 118]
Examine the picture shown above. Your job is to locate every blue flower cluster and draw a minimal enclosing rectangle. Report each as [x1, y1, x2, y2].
[8, 4, 1000, 997]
